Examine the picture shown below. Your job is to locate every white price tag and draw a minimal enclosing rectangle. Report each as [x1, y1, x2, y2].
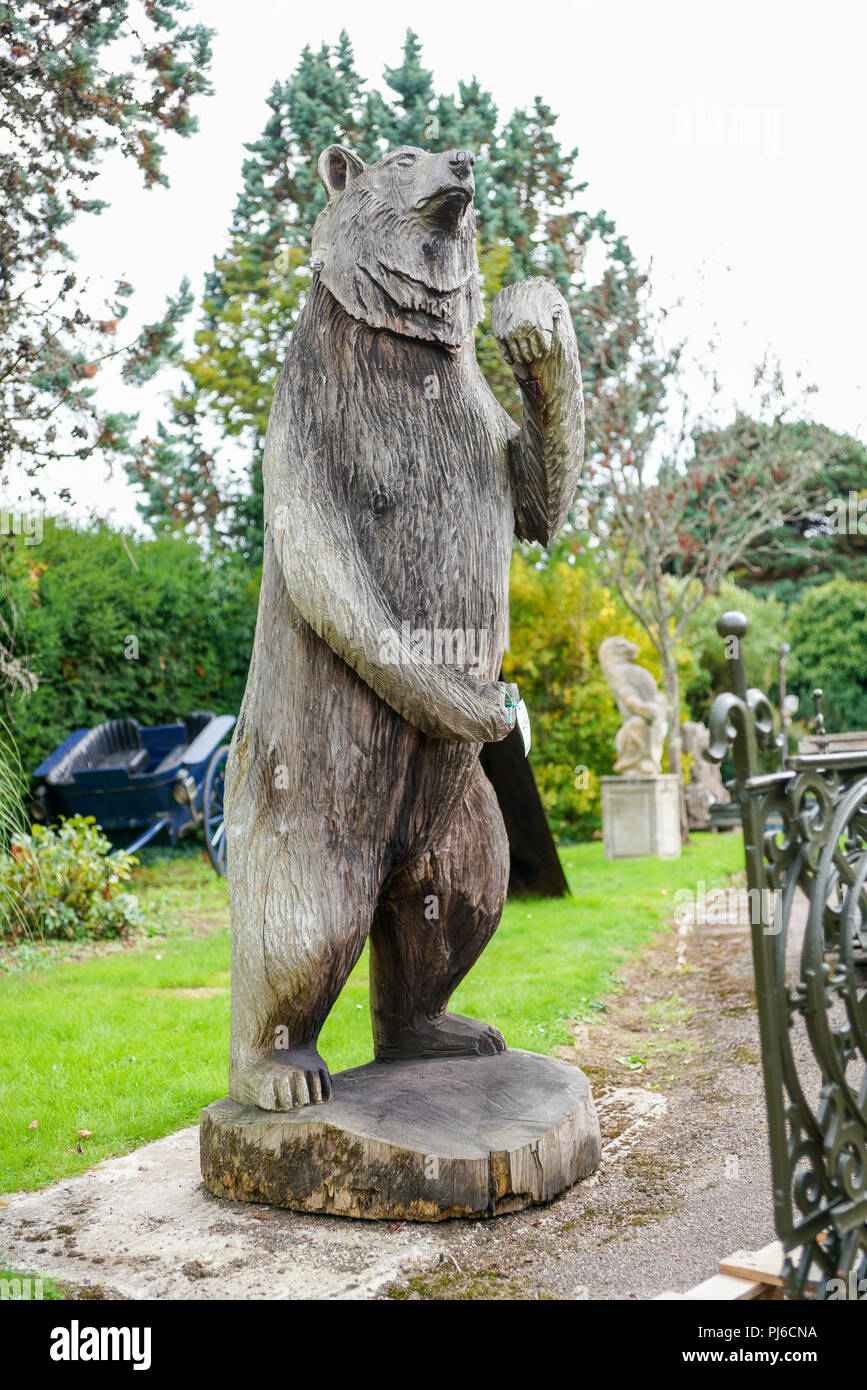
[515, 698, 531, 756]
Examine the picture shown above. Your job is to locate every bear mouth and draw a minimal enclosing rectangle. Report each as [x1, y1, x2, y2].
[368, 262, 471, 322]
[416, 186, 472, 232]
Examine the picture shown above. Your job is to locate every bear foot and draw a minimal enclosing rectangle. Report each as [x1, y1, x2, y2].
[375, 1011, 506, 1063]
[230, 1046, 332, 1111]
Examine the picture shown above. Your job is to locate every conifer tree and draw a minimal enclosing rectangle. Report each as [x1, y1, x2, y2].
[0, 0, 213, 499]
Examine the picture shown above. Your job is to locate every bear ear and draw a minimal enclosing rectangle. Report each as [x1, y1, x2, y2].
[317, 145, 366, 199]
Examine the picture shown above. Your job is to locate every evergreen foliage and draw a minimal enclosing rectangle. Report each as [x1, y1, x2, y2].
[0, 1, 214, 492]
[729, 426, 867, 603]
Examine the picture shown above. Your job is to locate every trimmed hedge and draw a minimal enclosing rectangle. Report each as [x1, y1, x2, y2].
[2, 519, 259, 775]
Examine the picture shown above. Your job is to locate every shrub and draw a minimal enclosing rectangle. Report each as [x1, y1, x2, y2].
[788, 577, 867, 733]
[678, 579, 787, 721]
[504, 551, 663, 840]
[0, 815, 150, 941]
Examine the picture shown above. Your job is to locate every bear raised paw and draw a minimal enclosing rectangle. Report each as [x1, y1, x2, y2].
[224, 143, 585, 1111]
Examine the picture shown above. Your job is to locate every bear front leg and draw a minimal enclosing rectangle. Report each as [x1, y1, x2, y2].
[369, 763, 509, 1062]
[492, 276, 585, 546]
[266, 471, 518, 745]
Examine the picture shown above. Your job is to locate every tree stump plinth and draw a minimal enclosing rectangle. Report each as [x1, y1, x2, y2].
[200, 1049, 600, 1221]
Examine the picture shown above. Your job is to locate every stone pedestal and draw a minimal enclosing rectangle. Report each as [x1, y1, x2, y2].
[601, 773, 681, 860]
[200, 1049, 600, 1222]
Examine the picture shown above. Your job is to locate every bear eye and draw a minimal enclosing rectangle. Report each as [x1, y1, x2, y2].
[395, 152, 418, 166]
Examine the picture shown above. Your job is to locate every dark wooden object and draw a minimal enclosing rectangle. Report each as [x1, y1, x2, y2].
[481, 728, 569, 897]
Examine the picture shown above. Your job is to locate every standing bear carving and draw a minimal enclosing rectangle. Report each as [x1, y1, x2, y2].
[225, 144, 585, 1110]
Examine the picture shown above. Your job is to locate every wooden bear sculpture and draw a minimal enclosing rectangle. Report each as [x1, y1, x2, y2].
[225, 143, 585, 1110]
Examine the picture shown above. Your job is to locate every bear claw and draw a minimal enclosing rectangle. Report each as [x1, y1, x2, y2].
[374, 1011, 506, 1063]
[231, 1050, 332, 1112]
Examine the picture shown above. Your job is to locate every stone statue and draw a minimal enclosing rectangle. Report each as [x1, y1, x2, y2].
[599, 637, 668, 777]
[681, 720, 730, 828]
[224, 144, 585, 1112]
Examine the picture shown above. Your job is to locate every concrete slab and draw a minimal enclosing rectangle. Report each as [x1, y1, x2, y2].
[0, 1125, 440, 1300]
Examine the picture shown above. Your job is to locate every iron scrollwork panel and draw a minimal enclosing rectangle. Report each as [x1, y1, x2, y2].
[706, 612, 867, 1299]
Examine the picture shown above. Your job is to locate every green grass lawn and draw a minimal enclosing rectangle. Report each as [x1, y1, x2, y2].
[0, 1269, 68, 1299]
[0, 835, 744, 1194]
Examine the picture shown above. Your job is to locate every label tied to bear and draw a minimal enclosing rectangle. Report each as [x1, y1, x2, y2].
[515, 698, 531, 756]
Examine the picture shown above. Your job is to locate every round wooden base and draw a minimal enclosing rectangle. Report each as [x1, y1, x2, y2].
[200, 1049, 601, 1221]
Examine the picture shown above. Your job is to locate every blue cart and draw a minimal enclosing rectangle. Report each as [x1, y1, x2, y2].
[32, 711, 236, 875]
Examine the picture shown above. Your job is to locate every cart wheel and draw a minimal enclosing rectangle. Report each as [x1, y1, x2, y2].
[203, 745, 229, 877]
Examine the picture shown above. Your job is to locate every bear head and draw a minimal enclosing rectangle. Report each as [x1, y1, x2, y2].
[599, 636, 640, 672]
[311, 144, 483, 349]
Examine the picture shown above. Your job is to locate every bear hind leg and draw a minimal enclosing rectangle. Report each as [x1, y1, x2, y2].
[370, 764, 509, 1062]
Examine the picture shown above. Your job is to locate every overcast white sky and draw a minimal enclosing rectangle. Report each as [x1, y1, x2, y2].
[32, 0, 867, 524]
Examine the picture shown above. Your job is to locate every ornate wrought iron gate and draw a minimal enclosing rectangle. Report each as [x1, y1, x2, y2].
[706, 611, 867, 1299]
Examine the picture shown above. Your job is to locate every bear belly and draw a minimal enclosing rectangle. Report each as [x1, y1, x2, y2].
[355, 457, 513, 682]
[235, 540, 501, 864]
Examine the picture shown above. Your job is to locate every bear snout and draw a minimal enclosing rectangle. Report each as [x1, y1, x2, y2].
[448, 150, 475, 178]
[414, 151, 475, 232]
